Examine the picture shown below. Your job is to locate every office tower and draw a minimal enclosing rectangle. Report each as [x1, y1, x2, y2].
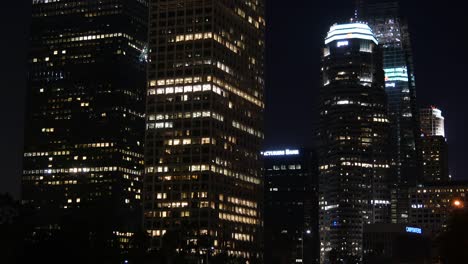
[144, 0, 265, 262]
[263, 148, 319, 264]
[22, 0, 148, 242]
[318, 22, 391, 262]
[408, 182, 467, 237]
[420, 107, 449, 182]
[358, 0, 422, 225]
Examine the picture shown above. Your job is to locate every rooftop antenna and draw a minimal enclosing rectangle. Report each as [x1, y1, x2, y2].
[355, 0, 363, 19]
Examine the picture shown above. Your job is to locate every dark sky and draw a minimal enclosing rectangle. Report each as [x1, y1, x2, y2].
[1, 1, 466, 198]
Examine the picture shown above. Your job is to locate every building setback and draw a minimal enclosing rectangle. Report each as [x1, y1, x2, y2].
[143, 0, 265, 262]
[22, 0, 148, 243]
[318, 22, 392, 262]
[263, 148, 319, 264]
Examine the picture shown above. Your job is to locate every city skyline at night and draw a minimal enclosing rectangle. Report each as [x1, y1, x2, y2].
[1, 1, 468, 262]
[2, 0, 467, 199]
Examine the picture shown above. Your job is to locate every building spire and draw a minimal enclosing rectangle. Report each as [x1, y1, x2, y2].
[355, 0, 363, 19]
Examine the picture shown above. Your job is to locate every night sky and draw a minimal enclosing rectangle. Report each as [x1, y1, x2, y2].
[1, 1, 466, 199]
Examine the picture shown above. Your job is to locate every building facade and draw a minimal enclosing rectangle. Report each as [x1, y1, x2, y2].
[143, 0, 265, 262]
[22, 0, 148, 242]
[408, 183, 467, 237]
[263, 148, 319, 264]
[421, 136, 449, 183]
[318, 22, 391, 262]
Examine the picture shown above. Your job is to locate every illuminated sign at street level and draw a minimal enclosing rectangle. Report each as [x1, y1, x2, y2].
[261, 149, 300, 156]
[406, 226, 422, 234]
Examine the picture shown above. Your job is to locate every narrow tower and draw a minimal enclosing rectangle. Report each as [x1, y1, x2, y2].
[420, 107, 449, 182]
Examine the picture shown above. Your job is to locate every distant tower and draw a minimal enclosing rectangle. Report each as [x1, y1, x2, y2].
[318, 22, 391, 263]
[420, 107, 445, 137]
[420, 107, 449, 182]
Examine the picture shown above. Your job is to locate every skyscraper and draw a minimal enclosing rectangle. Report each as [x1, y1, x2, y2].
[143, 0, 265, 262]
[420, 107, 449, 182]
[263, 148, 319, 264]
[358, 0, 421, 183]
[318, 22, 391, 262]
[22, 0, 148, 242]
[357, 0, 422, 224]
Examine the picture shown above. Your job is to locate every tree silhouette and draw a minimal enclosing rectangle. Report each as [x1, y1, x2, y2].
[0, 193, 22, 263]
[438, 208, 468, 263]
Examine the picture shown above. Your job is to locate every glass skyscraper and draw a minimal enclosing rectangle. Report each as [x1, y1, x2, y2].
[143, 0, 265, 262]
[361, 0, 421, 182]
[358, 0, 422, 224]
[318, 22, 391, 263]
[22, 0, 148, 243]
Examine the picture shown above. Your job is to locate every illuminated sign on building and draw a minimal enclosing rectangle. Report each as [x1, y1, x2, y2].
[384, 67, 409, 82]
[405, 226, 422, 234]
[261, 149, 300, 156]
[337, 41, 349, 47]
